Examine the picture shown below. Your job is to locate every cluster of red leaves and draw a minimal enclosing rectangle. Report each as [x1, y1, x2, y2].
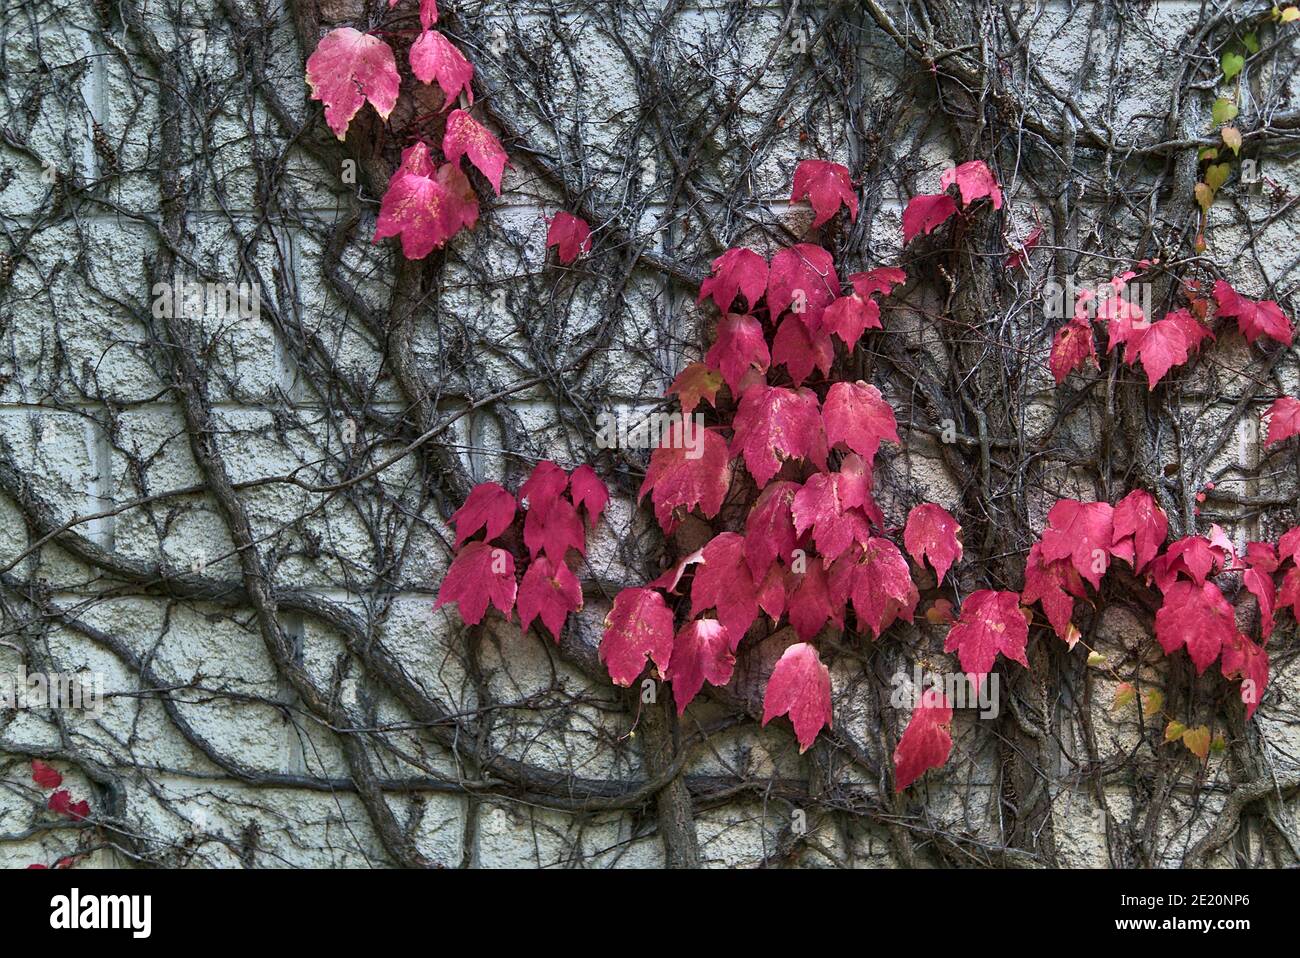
[901, 160, 1002, 244]
[304, 1, 508, 258]
[1049, 270, 1296, 398]
[1022, 491, 1295, 720]
[30, 760, 91, 822]
[434, 461, 608, 641]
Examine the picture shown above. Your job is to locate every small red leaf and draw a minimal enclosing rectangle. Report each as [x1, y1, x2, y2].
[940, 160, 1003, 209]
[698, 248, 768, 313]
[1112, 489, 1168, 574]
[893, 686, 953, 791]
[1221, 633, 1269, 720]
[389, 0, 439, 30]
[690, 533, 759, 646]
[943, 590, 1030, 678]
[820, 294, 881, 350]
[373, 145, 479, 258]
[705, 313, 770, 394]
[791, 159, 858, 228]
[1128, 319, 1190, 390]
[771, 314, 834, 386]
[822, 380, 898, 462]
[844, 537, 919, 638]
[1265, 396, 1300, 446]
[743, 480, 801, 579]
[434, 541, 517, 625]
[568, 464, 609, 528]
[1040, 499, 1115, 590]
[305, 28, 400, 140]
[1021, 542, 1085, 643]
[600, 587, 675, 686]
[1214, 280, 1294, 346]
[31, 760, 62, 790]
[1049, 319, 1097, 385]
[443, 109, 507, 194]
[450, 482, 516, 547]
[666, 618, 735, 713]
[1155, 579, 1236, 674]
[522, 495, 585, 561]
[731, 385, 826, 487]
[847, 267, 907, 299]
[761, 643, 833, 753]
[517, 555, 582, 641]
[519, 460, 568, 514]
[639, 423, 732, 532]
[791, 473, 873, 563]
[546, 212, 592, 264]
[903, 503, 963, 584]
[766, 244, 839, 328]
[902, 194, 958, 244]
[410, 29, 473, 108]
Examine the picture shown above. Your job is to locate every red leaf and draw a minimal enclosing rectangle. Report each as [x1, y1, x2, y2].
[844, 537, 919, 638]
[743, 481, 801, 579]
[940, 160, 1003, 209]
[1280, 525, 1300, 565]
[766, 244, 839, 328]
[1021, 541, 1085, 643]
[1155, 535, 1227, 589]
[523, 495, 585, 561]
[1099, 294, 1149, 356]
[517, 555, 582, 641]
[667, 362, 723, 414]
[791, 473, 873, 562]
[1279, 566, 1300, 616]
[1040, 499, 1115, 590]
[1155, 579, 1236, 674]
[893, 686, 953, 791]
[388, 0, 439, 30]
[757, 563, 788, 622]
[771, 314, 834, 386]
[820, 294, 881, 350]
[442, 109, 507, 194]
[1005, 225, 1042, 269]
[373, 145, 479, 258]
[1265, 396, 1300, 446]
[410, 29, 473, 107]
[519, 460, 568, 514]
[730, 385, 825, 488]
[1221, 633, 1269, 720]
[639, 423, 732, 532]
[450, 482, 516, 547]
[943, 590, 1030, 678]
[1244, 566, 1277, 640]
[902, 194, 958, 243]
[690, 533, 759, 646]
[546, 212, 592, 264]
[666, 618, 735, 713]
[31, 760, 62, 790]
[904, 503, 963, 584]
[822, 380, 898, 462]
[1165, 307, 1215, 353]
[1111, 489, 1168, 574]
[791, 159, 858, 227]
[568, 464, 609, 528]
[761, 643, 833, 753]
[600, 587, 675, 686]
[1049, 319, 1097, 385]
[47, 789, 72, 816]
[1214, 280, 1294, 346]
[847, 267, 907, 299]
[1128, 319, 1190, 389]
[705, 313, 770, 394]
[305, 28, 400, 140]
[787, 561, 840, 641]
[698, 248, 768, 313]
[648, 548, 703, 594]
[435, 541, 517, 625]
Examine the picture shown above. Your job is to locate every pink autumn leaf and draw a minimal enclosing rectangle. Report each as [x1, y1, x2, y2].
[1265, 397, 1300, 446]
[388, 0, 439, 30]
[904, 503, 963, 584]
[434, 541, 517, 625]
[761, 642, 833, 753]
[450, 481, 517, 547]
[1155, 579, 1236, 674]
[940, 160, 1003, 210]
[639, 423, 732, 532]
[517, 554, 583, 641]
[766, 244, 839, 328]
[410, 30, 473, 108]
[943, 589, 1030, 679]
[568, 464, 609, 528]
[822, 380, 899, 463]
[893, 686, 953, 791]
[698, 248, 768, 313]
[443, 109, 508, 194]
[771, 314, 834, 386]
[1214, 279, 1294, 346]
[730, 385, 826, 487]
[1049, 319, 1097, 385]
[305, 28, 400, 140]
[790, 159, 858, 228]
[1128, 319, 1190, 390]
[705, 313, 770, 394]
[666, 618, 735, 714]
[373, 145, 479, 259]
[902, 194, 958, 244]
[600, 587, 675, 686]
[546, 212, 592, 264]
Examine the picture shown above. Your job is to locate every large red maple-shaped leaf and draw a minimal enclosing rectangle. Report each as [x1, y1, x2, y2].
[435, 541, 516, 625]
[517, 555, 582, 641]
[771, 315, 834, 386]
[791, 473, 873, 562]
[698, 247, 768, 313]
[893, 686, 953, 791]
[519, 460, 568, 514]
[600, 587, 675, 686]
[1221, 633, 1269, 720]
[410, 29, 473, 107]
[666, 618, 735, 713]
[943, 590, 1030, 678]
[523, 495, 586, 561]
[791, 159, 858, 227]
[940, 160, 1003, 209]
[568, 464, 609, 528]
[1040, 499, 1115, 590]
[667, 362, 723, 414]
[1265, 396, 1300, 446]
[787, 561, 841, 642]
[305, 28, 400, 140]
[845, 537, 919, 638]
[904, 503, 963, 584]
[1111, 489, 1167, 574]
[705, 313, 770, 393]
[1165, 307, 1215, 354]
[443, 109, 507, 194]
[1128, 319, 1190, 389]
[373, 146, 479, 258]
[744, 480, 800, 578]
[1214, 280, 1293, 346]
[639, 423, 732, 531]
[822, 380, 898, 462]
[762, 643, 833, 752]
[546, 212, 592, 264]
[766, 244, 839, 328]
[1154, 535, 1228, 589]
[1021, 541, 1085, 643]
[730, 385, 825, 487]
[1155, 579, 1236, 674]
[1049, 319, 1098, 385]
[821, 294, 881, 351]
[902, 194, 958, 244]
[450, 481, 516, 547]
[690, 533, 759, 646]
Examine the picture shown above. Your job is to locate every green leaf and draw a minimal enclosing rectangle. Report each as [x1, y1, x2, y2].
[1222, 51, 1245, 82]
[1199, 146, 1220, 162]
[1243, 32, 1260, 55]
[1164, 720, 1187, 742]
[1206, 162, 1231, 192]
[1087, 651, 1106, 667]
[1210, 734, 1228, 754]
[1113, 682, 1137, 711]
[1142, 689, 1164, 718]
[1212, 98, 1238, 125]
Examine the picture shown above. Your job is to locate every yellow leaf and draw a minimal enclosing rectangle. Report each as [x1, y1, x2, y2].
[1222, 126, 1242, 154]
[1284, 6, 1300, 22]
[1164, 721, 1187, 742]
[1064, 623, 1082, 650]
[1182, 725, 1211, 761]
[1142, 689, 1164, 717]
[1195, 182, 1215, 213]
[1205, 162, 1231, 191]
[1113, 682, 1137, 711]
[1087, 651, 1106, 667]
